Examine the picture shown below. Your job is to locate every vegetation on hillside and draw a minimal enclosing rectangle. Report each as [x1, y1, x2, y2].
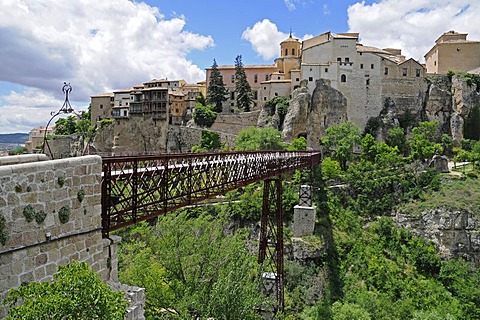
[3, 261, 128, 319]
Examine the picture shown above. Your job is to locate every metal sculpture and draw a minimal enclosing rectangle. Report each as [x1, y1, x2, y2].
[41, 83, 78, 158]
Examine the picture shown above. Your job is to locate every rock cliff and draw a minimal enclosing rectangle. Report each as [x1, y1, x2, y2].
[394, 208, 480, 265]
[279, 74, 480, 148]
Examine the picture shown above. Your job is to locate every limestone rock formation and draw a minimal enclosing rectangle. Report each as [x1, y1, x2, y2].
[428, 154, 449, 173]
[94, 117, 168, 154]
[451, 75, 480, 143]
[307, 79, 347, 149]
[425, 75, 453, 134]
[282, 79, 310, 142]
[394, 208, 480, 264]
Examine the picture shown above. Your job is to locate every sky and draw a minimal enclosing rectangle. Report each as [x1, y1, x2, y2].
[0, 0, 479, 133]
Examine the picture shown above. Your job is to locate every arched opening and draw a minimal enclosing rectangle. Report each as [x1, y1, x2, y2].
[341, 74, 347, 82]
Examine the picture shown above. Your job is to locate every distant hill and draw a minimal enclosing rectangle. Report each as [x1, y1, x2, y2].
[0, 133, 29, 144]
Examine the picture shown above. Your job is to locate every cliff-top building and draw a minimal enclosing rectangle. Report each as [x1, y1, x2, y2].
[300, 31, 425, 130]
[425, 30, 480, 74]
[90, 79, 205, 127]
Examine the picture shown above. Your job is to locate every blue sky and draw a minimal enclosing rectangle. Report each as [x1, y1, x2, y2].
[0, 0, 478, 133]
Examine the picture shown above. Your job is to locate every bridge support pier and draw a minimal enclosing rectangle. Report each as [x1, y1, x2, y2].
[258, 178, 284, 314]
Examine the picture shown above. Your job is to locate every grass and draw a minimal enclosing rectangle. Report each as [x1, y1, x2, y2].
[397, 173, 480, 218]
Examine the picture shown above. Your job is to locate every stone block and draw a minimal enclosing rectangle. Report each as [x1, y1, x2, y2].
[293, 205, 316, 237]
[35, 253, 48, 266]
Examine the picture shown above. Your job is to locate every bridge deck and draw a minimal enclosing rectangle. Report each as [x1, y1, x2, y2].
[101, 151, 321, 236]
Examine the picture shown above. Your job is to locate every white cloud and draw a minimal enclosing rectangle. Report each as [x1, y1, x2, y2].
[0, 88, 87, 134]
[284, 0, 311, 11]
[242, 19, 289, 60]
[348, 0, 480, 62]
[284, 0, 296, 11]
[0, 0, 214, 132]
[323, 4, 331, 15]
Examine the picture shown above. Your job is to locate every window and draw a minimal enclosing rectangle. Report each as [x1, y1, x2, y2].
[265, 74, 269, 81]
[403, 68, 408, 76]
[231, 75, 235, 83]
[337, 57, 341, 63]
[434, 61, 437, 66]
[123, 110, 127, 117]
[296, 78, 300, 81]
[285, 48, 288, 56]
[341, 74, 347, 82]
[100, 104, 103, 109]
[416, 69, 421, 77]
[277, 76, 280, 80]
[371, 64, 374, 69]
[292, 48, 295, 55]
[360, 64, 364, 69]
[230, 92, 235, 100]
[309, 77, 313, 82]
[264, 97, 267, 101]
[345, 57, 350, 63]
[325, 68, 328, 73]
[253, 91, 258, 100]
[384, 67, 389, 75]
[254, 74, 258, 83]
[366, 79, 370, 86]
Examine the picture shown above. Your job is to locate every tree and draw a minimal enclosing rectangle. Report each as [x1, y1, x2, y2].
[386, 127, 407, 155]
[234, 55, 253, 112]
[288, 136, 307, 151]
[119, 214, 264, 319]
[191, 130, 222, 152]
[193, 103, 217, 127]
[3, 261, 128, 319]
[54, 116, 77, 135]
[206, 59, 228, 113]
[235, 127, 285, 151]
[409, 121, 443, 161]
[321, 121, 361, 171]
[196, 91, 207, 107]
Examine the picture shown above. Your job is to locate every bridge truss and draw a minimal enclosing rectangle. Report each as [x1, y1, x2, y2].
[101, 151, 321, 313]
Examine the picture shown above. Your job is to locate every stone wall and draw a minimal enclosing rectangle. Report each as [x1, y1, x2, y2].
[167, 126, 236, 153]
[0, 155, 143, 318]
[209, 111, 261, 135]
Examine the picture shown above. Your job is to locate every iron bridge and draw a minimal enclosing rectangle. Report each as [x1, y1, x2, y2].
[101, 150, 321, 313]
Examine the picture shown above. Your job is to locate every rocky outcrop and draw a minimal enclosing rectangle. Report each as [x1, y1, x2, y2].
[307, 79, 347, 149]
[451, 75, 480, 143]
[282, 80, 310, 142]
[394, 209, 480, 265]
[94, 117, 168, 154]
[425, 75, 453, 134]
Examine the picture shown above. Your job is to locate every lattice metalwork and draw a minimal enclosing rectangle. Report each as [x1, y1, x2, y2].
[101, 151, 321, 236]
[258, 178, 284, 314]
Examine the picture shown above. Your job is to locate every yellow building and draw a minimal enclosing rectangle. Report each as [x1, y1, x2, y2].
[425, 31, 480, 74]
[25, 126, 55, 152]
[90, 92, 114, 126]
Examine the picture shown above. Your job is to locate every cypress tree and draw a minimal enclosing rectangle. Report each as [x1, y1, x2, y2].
[206, 59, 228, 113]
[234, 55, 253, 112]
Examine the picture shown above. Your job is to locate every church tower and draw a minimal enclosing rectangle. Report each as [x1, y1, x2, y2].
[275, 31, 301, 80]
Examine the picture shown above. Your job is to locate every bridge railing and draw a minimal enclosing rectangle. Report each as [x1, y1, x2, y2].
[101, 151, 321, 236]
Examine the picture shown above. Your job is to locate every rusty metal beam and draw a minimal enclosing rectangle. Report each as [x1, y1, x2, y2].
[258, 178, 284, 314]
[101, 151, 321, 237]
